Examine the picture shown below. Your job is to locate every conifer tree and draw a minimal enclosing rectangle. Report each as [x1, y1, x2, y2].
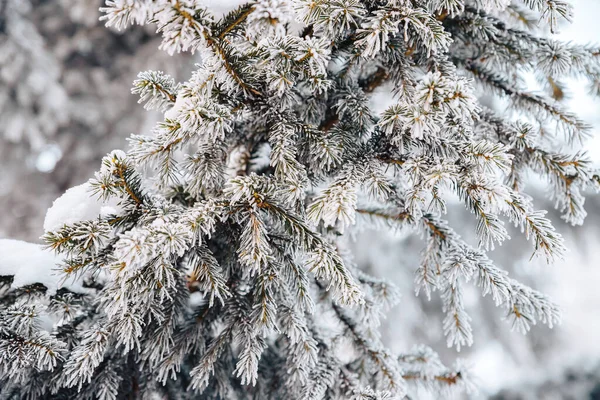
[1, 0, 599, 398]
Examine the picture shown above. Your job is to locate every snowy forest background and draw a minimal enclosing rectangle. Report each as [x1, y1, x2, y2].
[2, 0, 600, 398]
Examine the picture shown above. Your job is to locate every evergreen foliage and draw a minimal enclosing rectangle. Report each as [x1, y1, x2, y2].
[1, 0, 599, 398]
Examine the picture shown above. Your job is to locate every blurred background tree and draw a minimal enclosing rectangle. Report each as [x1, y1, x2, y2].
[0, 0, 190, 240]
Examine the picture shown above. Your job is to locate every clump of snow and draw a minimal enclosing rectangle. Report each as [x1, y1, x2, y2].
[198, 0, 248, 17]
[0, 239, 84, 294]
[43, 182, 121, 232]
[163, 93, 186, 121]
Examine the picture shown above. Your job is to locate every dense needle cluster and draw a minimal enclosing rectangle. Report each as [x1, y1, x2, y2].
[1, 0, 599, 398]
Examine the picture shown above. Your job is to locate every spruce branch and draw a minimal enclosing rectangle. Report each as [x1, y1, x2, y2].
[463, 60, 590, 142]
[7, 0, 597, 397]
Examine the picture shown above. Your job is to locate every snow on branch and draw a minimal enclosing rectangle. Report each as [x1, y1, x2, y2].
[2, 0, 595, 397]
